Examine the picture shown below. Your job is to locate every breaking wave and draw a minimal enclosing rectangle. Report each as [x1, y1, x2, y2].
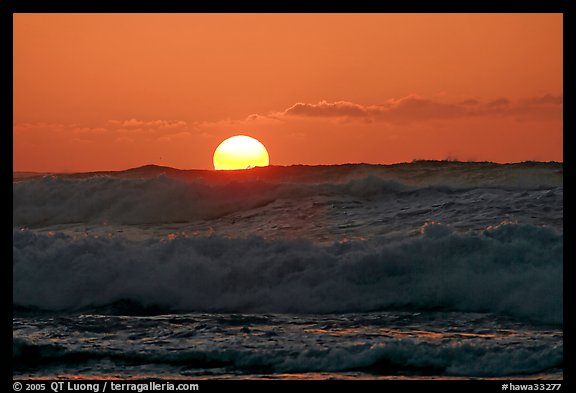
[13, 336, 562, 377]
[13, 166, 562, 227]
[13, 223, 562, 324]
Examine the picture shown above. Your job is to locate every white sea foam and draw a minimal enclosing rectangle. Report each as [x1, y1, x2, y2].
[13, 168, 562, 240]
[13, 223, 562, 324]
[13, 334, 562, 377]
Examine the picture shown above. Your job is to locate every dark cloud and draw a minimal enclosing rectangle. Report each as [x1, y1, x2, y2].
[375, 95, 469, 122]
[485, 98, 511, 108]
[524, 94, 563, 106]
[279, 95, 470, 123]
[284, 101, 368, 118]
[263, 94, 562, 123]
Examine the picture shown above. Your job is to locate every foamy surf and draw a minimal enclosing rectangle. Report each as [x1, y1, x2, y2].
[13, 161, 563, 379]
[13, 222, 562, 324]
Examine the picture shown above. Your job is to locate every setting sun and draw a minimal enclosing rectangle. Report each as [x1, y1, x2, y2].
[213, 135, 270, 170]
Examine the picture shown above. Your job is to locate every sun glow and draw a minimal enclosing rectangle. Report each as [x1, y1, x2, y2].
[213, 135, 270, 170]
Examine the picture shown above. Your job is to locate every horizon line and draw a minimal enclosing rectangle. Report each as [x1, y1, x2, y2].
[13, 159, 564, 175]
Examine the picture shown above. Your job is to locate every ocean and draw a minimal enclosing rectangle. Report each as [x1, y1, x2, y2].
[13, 161, 563, 379]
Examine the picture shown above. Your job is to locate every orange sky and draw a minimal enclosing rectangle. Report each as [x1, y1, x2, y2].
[13, 13, 563, 172]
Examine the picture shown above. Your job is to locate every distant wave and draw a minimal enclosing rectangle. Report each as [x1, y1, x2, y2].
[13, 161, 564, 185]
[13, 223, 562, 324]
[13, 168, 562, 227]
[13, 334, 562, 377]
[13, 175, 281, 226]
[13, 161, 563, 187]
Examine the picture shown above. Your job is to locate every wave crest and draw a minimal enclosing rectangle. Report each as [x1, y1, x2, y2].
[13, 172, 562, 227]
[13, 223, 562, 324]
[13, 335, 562, 377]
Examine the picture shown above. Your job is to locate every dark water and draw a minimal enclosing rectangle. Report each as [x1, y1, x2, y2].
[13, 161, 563, 379]
[13, 311, 563, 379]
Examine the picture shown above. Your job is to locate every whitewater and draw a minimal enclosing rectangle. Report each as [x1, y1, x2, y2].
[13, 161, 563, 379]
